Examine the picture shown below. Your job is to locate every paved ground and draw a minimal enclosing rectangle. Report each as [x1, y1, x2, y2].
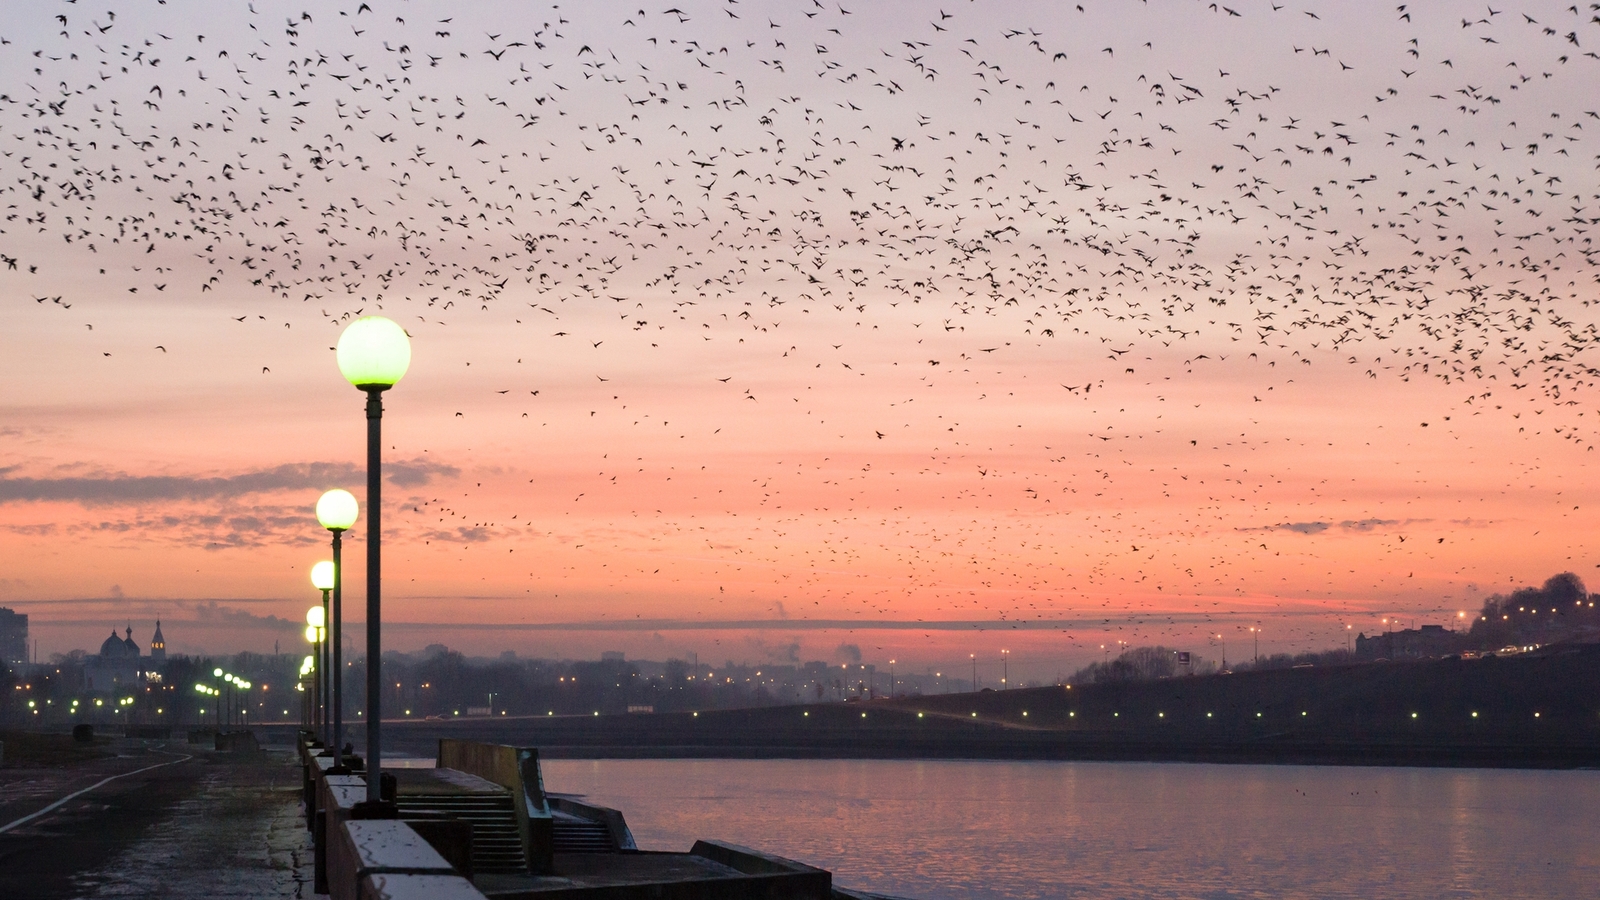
[0, 741, 312, 900]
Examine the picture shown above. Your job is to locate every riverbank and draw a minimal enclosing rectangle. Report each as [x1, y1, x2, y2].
[258, 644, 1600, 768]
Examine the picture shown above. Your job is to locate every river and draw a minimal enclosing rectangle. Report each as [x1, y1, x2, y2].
[540, 758, 1599, 899]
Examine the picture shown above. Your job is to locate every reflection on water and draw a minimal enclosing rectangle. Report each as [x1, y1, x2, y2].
[541, 759, 1600, 900]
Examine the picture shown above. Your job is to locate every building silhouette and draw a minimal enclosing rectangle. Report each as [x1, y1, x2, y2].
[1354, 624, 1458, 660]
[0, 607, 26, 666]
[84, 622, 165, 691]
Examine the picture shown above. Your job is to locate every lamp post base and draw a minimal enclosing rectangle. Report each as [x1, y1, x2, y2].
[349, 800, 399, 820]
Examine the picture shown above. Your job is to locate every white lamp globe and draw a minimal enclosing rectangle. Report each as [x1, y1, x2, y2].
[336, 316, 411, 389]
[307, 606, 326, 628]
[316, 489, 360, 531]
[310, 561, 336, 592]
[305, 624, 322, 644]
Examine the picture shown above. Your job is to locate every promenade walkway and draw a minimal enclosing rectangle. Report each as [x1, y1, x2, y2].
[0, 739, 310, 900]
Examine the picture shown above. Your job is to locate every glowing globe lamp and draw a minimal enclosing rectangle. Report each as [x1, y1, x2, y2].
[336, 314, 413, 806]
[337, 316, 411, 389]
[307, 606, 326, 628]
[311, 561, 335, 592]
[317, 489, 359, 532]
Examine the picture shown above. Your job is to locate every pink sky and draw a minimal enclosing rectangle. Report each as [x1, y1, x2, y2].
[2, 1, 1597, 682]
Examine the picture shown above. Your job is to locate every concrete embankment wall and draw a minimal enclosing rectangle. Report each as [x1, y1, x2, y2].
[302, 737, 489, 900]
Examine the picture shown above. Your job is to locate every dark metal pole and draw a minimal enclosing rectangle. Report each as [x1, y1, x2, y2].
[321, 588, 331, 746]
[332, 530, 345, 767]
[364, 387, 385, 804]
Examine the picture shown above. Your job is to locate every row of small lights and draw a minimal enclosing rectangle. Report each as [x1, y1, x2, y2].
[23, 697, 147, 714]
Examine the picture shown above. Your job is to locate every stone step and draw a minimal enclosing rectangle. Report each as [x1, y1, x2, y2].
[397, 793, 528, 874]
[551, 819, 616, 853]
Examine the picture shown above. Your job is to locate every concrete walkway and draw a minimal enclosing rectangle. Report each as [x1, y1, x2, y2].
[0, 745, 312, 900]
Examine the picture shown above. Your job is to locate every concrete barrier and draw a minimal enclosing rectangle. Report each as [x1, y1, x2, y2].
[548, 796, 638, 851]
[690, 840, 834, 898]
[358, 872, 485, 900]
[334, 819, 459, 900]
[437, 739, 554, 872]
[299, 732, 490, 900]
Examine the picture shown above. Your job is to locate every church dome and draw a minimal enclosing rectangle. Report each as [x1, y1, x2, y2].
[122, 626, 139, 656]
[100, 630, 132, 658]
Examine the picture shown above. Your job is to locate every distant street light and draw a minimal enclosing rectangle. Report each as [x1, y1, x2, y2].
[316, 489, 358, 769]
[196, 682, 219, 724]
[1001, 649, 1010, 690]
[337, 314, 411, 809]
[298, 655, 316, 728]
[306, 608, 326, 742]
[311, 562, 335, 750]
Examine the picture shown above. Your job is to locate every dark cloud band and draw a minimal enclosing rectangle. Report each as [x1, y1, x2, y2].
[0, 460, 458, 505]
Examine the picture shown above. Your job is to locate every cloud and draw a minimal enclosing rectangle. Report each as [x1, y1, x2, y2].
[388, 459, 461, 487]
[836, 642, 863, 662]
[1241, 518, 1400, 535]
[1338, 518, 1398, 532]
[420, 526, 492, 544]
[0, 459, 458, 506]
[0, 523, 57, 535]
[1273, 522, 1332, 534]
[184, 600, 301, 632]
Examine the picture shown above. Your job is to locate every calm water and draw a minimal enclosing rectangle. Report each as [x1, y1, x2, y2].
[539, 759, 1600, 900]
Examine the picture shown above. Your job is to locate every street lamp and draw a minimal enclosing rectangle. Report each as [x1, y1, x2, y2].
[337, 314, 410, 809]
[310, 564, 335, 751]
[196, 683, 218, 724]
[298, 655, 316, 728]
[306, 610, 326, 742]
[1001, 649, 1010, 690]
[317, 489, 358, 769]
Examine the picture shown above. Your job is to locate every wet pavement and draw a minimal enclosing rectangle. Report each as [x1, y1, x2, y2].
[0, 741, 312, 900]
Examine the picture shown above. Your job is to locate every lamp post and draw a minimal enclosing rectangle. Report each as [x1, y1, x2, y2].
[213, 668, 229, 727]
[305, 615, 325, 741]
[309, 567, 334, 749]
[232, 676, 252, 727]
[337, 315, 411, 808]
[196, 683, 218, 725]
[1001, 649, 1010, 690]
[298, 654, 316, 727]
[317, 490, 358, 768]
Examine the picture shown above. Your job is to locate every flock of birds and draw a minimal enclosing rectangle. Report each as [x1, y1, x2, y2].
[5, 0, 1599, 663]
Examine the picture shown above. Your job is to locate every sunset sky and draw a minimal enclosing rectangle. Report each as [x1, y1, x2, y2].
[3, 0, 1598, 682]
